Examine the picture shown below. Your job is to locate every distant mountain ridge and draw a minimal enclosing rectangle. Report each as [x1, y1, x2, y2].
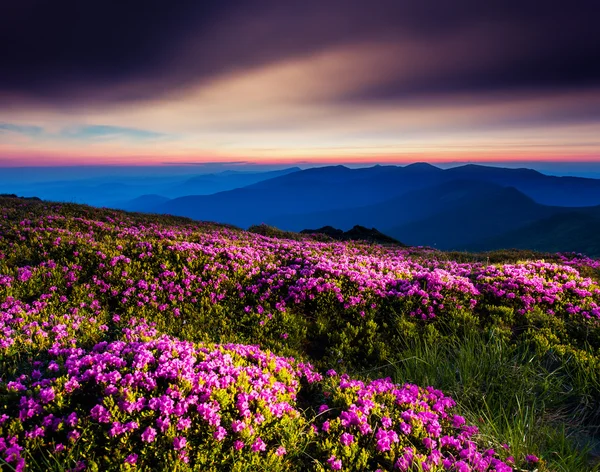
[167, 167, 302, 198]
[147, 163, 600, 256]
[1, 167, 303, 209]
[444, 164, 600, 206]
[6, 163, 598, 256]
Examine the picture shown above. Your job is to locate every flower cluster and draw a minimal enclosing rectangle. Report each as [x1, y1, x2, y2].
[311, 374, 512, 471]
[0, 323, 319, 470]
[1, 322, 524, 471]
[474, 261, 600, 319]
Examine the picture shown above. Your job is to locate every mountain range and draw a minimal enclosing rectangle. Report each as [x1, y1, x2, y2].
[122, 163, 598, 255]
[0, 167, 301, 208]
[4, 163, 600, 255]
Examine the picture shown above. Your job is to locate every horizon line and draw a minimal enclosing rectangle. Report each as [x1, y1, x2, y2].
[2, 159, 600, 169]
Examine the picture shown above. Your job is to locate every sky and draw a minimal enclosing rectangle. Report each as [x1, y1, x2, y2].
[1, 0, 599, 168]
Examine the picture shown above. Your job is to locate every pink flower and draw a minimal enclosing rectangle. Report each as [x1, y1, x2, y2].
[234, 440, 245, 450]
[173, 437, 187, 450]
[327, 455, 342, 470]
[340, 432, 354, 447]
[275, 446, 286, 456]
[141, 427, 157, 443]
[231, 420, 246, 432]
[213, 426, 227, 441]
[381, 416, 392, 428]
[452, 415, 466, 428]
[251, 437, 267, 452]
[38, 387, 55, 404]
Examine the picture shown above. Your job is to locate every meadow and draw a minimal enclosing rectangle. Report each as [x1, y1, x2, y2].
[1, 197, 600, 471]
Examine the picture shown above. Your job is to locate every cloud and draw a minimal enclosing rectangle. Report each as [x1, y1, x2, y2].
[59, 125, 166, 141]
[1, 1, 598, 166]
[0, 122, 168, 149]
[0, 123, 44, 136]
[1, 0, 599, 106]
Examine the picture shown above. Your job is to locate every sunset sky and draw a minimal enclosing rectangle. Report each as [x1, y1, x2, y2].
[1, 0, 599, 167]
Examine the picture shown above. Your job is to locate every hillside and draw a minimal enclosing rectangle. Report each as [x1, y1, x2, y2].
[469, 210, 600, 255]
[120, 193, 170, 212]
[299, 225, 404, 245]
[1, 197, 600, 471]
[266, 180, 545, 233]
[385, 186, 564, 250]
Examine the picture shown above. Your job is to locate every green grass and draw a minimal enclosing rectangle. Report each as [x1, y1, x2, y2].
[386, 329, 600, 471]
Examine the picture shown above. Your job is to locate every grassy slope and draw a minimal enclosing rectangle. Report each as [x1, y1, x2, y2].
[1, 197, 600, 471]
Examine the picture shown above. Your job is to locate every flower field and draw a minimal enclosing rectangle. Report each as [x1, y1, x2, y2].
[1, 197, 600, 471]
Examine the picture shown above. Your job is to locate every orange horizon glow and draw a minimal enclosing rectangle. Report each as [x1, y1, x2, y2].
[1, 152, 599, 168]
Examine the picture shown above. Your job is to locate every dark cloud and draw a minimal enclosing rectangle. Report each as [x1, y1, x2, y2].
[344, 10, 600, 102]
[1, 0, 599, 105]
[0, 0, 226, 101]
